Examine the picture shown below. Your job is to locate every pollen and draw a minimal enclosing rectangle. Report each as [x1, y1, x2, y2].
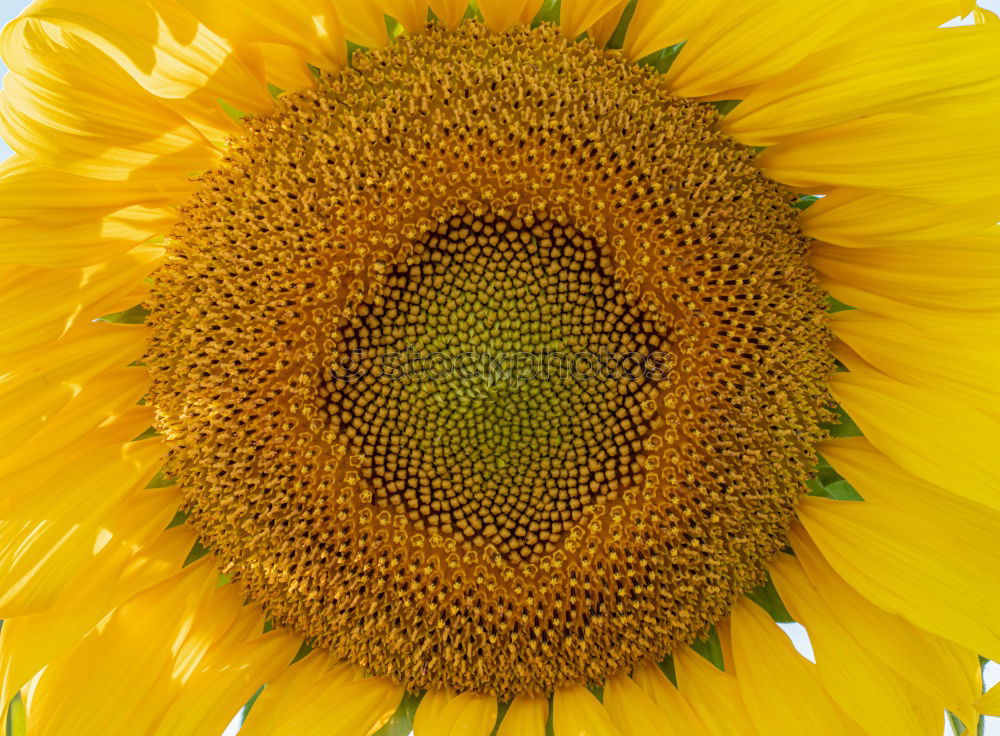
[146, 22, 833, 698]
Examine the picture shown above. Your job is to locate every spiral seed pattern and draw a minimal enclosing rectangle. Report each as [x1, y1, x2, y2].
[330, 213, 664, 562]
[147, 22, 833, 697]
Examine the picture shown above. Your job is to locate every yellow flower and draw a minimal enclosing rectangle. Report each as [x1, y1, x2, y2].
[1, 1, 999, 734]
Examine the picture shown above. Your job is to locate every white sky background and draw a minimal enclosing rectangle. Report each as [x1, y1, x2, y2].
[0, 0, 998, 734]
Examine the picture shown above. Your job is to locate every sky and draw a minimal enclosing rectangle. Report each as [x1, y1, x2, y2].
[0, 0, 998, 734]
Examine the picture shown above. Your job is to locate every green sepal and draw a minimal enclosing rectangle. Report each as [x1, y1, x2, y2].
[827, 294, 855, 313]
[347, 41, 366, 65]
[710, 99, 741, 116]
[746, 573, 794, 623]
[146, 468, 177, 489]
[166, 509, 189, 529]
[657, 653, 677, 685]
[290, 641, 313, 664]
[489, 701, 510, 736]
[243, 684, 265, 719]
[637, 42, 684, 74]
[604, 0, 637, 49]
[219, 99, 251, 122]
[372, 691, 423, 736]
[821, 404, 863, 438]
[183, 539, 211, 566]
[98, 304, 149, 324]
[532, 0, 560, 28]
[978, 657, 989, 736]
[384, 15, 404, 41]
[463, 1, 484, 23]
[947, 710, 968, 736]
[545, 692, 556, 736]
[690, 627, 725, 670]
[810, 449, 864, 500]
[131, 426, 159, 442]
[815, 479, 863, 501]
[5, 693, 25, 736]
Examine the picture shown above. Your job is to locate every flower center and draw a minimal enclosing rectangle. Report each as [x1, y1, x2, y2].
[331, 210, 662, 562]
[147, 22, 833, 697]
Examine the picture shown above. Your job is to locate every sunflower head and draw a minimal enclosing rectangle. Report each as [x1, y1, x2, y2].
[2, 1, 998, 735]
[144, 20, 833, 697]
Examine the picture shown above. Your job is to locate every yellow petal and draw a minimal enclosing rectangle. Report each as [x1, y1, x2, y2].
[0, 522, 111, 618]
[730, 599, 866, 736]
[663, 0, 959, 99]
[559, 0, 624, 39]
[478, 0, 543, 32]
[257, 42, 317, 93]
[770, 553, 949, 736]
[237, 653, 329, 736]
[977, 683, 1000, 717]
[1, 204, 174, 268]
[665, 0, 859, 98]
[974, 6, 1000, 22]
[414, 690, 454, 733]
[199, 602, 271, 665]
[417, 692, 498, 736]
[587, 1, 630, 46]
[801, 191, 1000, 249]
[629, 661, 710, 736]
[817, 437, 1000, 644]
[1, 426, 162, 523]
[552, 685, 622, 736]
[274, 672, 405, 736]
[496, 697, 548, 736]
[167, 585, 256, 689]
[175, 0, 346, 69]
[797, 472, 1000, 662]
[723, 25, 1000, 145]
[0, 367, 148, 478]
[831, 368, 1000, 513]
[26, 559, 222, 736]
[110, 508, 192, 599]
[757, 113, 1000, 204]
[822, 278, 1000, 335]
[831, 311, 1000, 407]
[604, 672, 690, 736]
[0, 324, 147, 460]
[332, 0, 390, 47]
[811, 233, 1000, 309]
[0, 472, 176, 619]
[0, 20, 218, 181]
[0, 524, 195, 713]
[381, 0, 431, 32]
[622, 0, 719, 62]
[15, 0, 272, 114]
[162, 86, 247, 145]
[0, 255, 159, 356]
[673, 647, 760, 736]
[152, 629, 301, 736]
[430, 0, 468, 27]
[0, 156, 190, 221]
[790, 522, 982, 727]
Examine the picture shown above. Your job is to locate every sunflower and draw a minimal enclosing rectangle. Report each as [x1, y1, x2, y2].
[2, 0, 1000, 734]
